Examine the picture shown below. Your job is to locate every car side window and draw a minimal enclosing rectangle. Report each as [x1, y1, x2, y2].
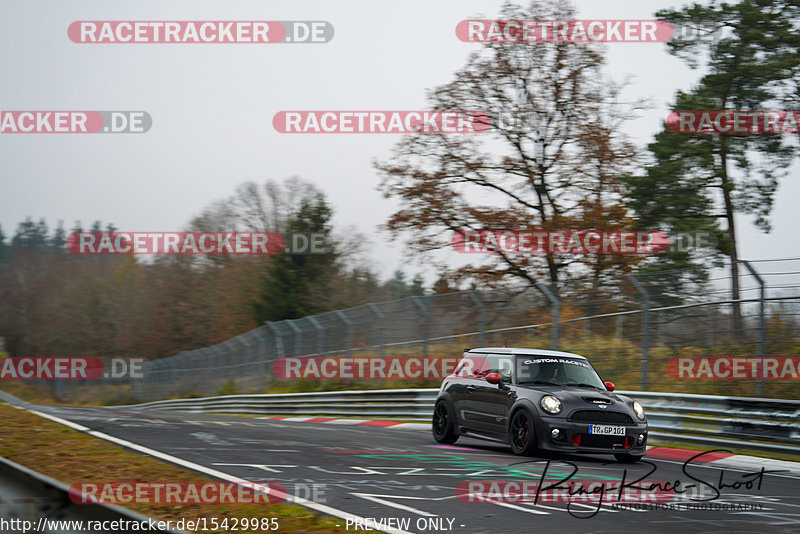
[454, 354, 486, 379]
[483, 354, 514, 380]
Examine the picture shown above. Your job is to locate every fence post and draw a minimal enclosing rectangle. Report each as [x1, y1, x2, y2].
[412, 296, 430, 358]
[307, 315, 325, 355]
[211, 345, 225, 395]
[335, 310, 353, 356]
[467, 292, 486, 347]
[266, 322, 285, 359]
[535, 283, 560, 350]
[368, 303, 387, 358]
[627, 274, 650, 391]
[287, 319, 302, 356]
[237, 336, 251, 392]
[739, 260, 766, 396]
[257, 326, 271, 390]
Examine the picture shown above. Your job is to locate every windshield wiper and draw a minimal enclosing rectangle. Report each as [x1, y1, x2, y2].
[520, 380, 561, 387]
[565, 382, 604, 390]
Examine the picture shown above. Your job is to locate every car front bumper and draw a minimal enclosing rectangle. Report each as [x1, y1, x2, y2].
[532, 415, 648, 456]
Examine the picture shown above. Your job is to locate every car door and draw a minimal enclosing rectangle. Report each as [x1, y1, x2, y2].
[450, 353, 487, 429]
[468, 353, 516, 436]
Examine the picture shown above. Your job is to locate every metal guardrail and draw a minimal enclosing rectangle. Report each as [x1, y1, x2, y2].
[120, 388, 800, 456]
[124, 389, 439, 420]
[0, 455, 184, 534]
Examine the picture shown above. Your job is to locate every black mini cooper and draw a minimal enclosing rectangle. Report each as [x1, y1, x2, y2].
[432, 348, 648, 462]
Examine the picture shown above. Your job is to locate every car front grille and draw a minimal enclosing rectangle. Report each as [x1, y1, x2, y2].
[579, 434, 630, 449]
[569, 410, 634, 425]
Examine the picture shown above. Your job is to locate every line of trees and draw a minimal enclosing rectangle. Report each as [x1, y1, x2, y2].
[0, 178, 424, 360]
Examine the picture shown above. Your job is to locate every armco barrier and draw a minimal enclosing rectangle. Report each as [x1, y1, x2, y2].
[120, 389, 800, 456]
[125, 389, 440, 420]
[0, 455, 184, 534]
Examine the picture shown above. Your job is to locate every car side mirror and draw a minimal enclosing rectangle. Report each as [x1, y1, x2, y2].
[604, 381, 616, 392]
[486, 372, 502, 384]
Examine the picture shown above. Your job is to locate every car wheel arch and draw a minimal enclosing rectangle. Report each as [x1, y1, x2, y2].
[435, 391, 456, 405]
[506, 399, 537, 435]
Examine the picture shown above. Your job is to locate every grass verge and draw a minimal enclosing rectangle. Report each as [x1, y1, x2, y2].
[0, 402, 377, 534]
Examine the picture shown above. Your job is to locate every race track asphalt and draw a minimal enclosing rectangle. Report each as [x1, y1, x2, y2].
[26, 404, 800, 534]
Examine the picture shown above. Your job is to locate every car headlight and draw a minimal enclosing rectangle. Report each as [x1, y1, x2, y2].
[633, 401, 645, 420]
[540, 395, 562, 414]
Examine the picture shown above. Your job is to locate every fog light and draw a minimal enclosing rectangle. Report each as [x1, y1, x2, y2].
[551, 428, 561, 440]
[638, 433, 645, 444]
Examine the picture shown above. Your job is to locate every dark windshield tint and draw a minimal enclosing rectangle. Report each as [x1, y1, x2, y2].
[516, 355, 605, 388]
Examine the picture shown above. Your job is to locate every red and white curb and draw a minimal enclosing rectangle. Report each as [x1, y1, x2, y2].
[259, 416, 800, 475]
[645, 446, 800, 476]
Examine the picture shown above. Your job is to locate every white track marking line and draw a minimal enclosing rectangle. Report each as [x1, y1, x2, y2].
[350, 493, 449, 516]
[481, 500, 550, 515]
[26, 408, 413, 534]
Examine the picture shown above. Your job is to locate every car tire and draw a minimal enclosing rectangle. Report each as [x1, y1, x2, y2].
[432, 400, 458, 444]
[614, 453, 643, 463]
[509, 409, 538, 456]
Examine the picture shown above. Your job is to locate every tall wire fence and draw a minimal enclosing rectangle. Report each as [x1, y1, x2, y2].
[49, 258, 800, 403]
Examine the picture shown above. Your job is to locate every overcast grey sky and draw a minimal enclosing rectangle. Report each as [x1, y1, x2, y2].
[2, 0, 798, 283]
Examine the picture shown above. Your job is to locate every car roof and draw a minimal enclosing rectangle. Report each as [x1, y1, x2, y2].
[465, 347, 589, 360]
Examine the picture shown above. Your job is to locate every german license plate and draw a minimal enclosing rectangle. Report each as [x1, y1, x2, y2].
[588, 425, 625, 436]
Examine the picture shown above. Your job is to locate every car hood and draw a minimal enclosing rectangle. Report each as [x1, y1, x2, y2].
[517, 384, 630, 403]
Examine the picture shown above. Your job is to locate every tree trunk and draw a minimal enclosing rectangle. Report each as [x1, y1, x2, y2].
[720, 146, 743, 336]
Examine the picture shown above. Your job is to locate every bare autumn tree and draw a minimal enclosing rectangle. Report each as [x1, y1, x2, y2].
[375, 0, 644, 291]
[187, 177, 376, 320]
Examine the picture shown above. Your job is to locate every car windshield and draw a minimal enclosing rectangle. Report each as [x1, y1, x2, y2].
[516, 355, 605, 389]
